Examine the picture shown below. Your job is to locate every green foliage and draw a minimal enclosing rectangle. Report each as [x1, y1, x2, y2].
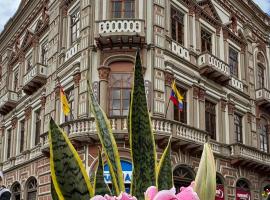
[129, 50, 157, 199]
[157, 137, 173, 191]
[49, 118, 94, 200]
[194, 143, 216, 200]
[94, 150, 111, 196]
[88, 83, 125, 195]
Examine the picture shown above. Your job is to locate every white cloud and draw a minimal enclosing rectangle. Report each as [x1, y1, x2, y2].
[0, 0, 21, 32]
[253, 0, 270, 14]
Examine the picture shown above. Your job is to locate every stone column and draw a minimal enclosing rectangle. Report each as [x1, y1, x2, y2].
[25, 106, 32, 150]
[32, 36, 40, 65]
[188, 5, 195, 50]
[40, 90, 46, 143]
[240, 44, 246, 81]
[98, 66, 110, 114]
[227, 101, 235, 144]
[219, 99, 227, 143]
[246, 112, 252, 146]
[195, 11, 201, 53]
[223, 28, 229, 63]
[11, 117, 17, 158]
[0, 125, 5, 162]
[164, 68, 174, 120]
[192, 85, 200, 128]
[18, 53, 25, 89]
[198, 87, 205, 130]
[73, 65, 81, 119]
[216, 26, 221, 58]
[61, 4, 68, 49]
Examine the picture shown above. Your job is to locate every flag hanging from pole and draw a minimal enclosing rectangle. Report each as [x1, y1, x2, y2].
[60, 86, 70, 116]
[170, 80, 184, 111]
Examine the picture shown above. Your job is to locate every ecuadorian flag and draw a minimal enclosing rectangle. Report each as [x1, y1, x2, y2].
[170, 80, 184, 111]
[60, 86, 70, 116]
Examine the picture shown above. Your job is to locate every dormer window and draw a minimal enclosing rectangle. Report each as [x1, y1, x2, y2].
[112, 0, 135, 19]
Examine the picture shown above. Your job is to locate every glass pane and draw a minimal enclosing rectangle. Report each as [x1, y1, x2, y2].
[112, 110, 120, 116]
[112, 1, 122, 18]
[124, 1, 135, 18]
[122, 89, 130, 99]
[112, 90, 121, 99]
[112, 100, 120, 109]
[123, 109, 129, 116]
[123, 100, 129, 110]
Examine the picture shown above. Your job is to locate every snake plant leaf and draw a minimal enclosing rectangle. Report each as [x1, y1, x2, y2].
[194, 143, 216, 200]
[51, 181, 59, 200]
[157, 136, 173, 191]
[129, 50, 157, 199]
[88, 82, 125, 195]
[49, 118, 94, 200]
[94, 149, 111, 196]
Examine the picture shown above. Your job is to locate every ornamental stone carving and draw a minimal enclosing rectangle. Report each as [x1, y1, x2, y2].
[164, 70, 174, 86]
[73, 66, 81, 87]
[25, 106, 32, 120]
[221, 99, 227, 112]
[98, 66, 110, 81]
[11, 117, 18, 129]
[227, 102, 235, 115]
[193, 85, 200, 99]
[199, 88, 205, 101]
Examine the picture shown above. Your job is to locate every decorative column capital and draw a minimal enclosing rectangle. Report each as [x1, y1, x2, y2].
[247, 112, 252, 124]
[216, 26, 222, 36]
[31, 35, 39, 48]
[223, 28, 229, 41]
[98, 66, 110, 81]
[227, 101, 235, 115]
[62, 4, 68, 17]
[164, 69, 174, 86]
[199, 88, 205, 101]
[40, 91, 46, 109]
[188, 5, 195, 15]
[11, 117, 18, 129]
[221, 99, 227, 112]
[193, 85, 200, 99]
[25, 106, 32, 120]
[18, 53, 25, 63]
[73, 66, 81, 87]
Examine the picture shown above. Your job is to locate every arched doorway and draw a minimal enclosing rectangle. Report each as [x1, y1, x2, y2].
[216, 174, 225, 200]
[173, 165, 195, 193]
[25, 177, 38, 200]
[262, 184, 270, 199]
[11, 182, 21, 200]
[235, 179, 251, 200]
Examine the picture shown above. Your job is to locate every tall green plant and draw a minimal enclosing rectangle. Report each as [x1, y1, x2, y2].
[94, 149, 111, 196]
[88, 83, 125, 195]
[129, 50, 157, 199]
[157, 136, 173, 190]
[49, 118, 94, 200]
[194, 143, 216, 200]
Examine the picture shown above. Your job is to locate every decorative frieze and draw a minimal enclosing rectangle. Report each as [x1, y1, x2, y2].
[98, 66, 110, 81]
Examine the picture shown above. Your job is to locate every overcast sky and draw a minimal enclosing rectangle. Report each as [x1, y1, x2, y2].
[0, 0, 269, 32]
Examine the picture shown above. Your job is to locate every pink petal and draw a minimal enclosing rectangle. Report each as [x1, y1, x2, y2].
[145, 186, 158, 200]
[90, 195, 107, 200]
[153, 190, 178, 200]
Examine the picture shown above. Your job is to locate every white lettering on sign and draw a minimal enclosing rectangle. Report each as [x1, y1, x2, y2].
[104, 171, 132, 184]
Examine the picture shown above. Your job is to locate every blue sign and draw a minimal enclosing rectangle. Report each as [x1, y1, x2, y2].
[104, 160, 133, 184]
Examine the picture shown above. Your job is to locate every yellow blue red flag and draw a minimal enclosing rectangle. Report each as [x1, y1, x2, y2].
[60, 86, 70, 116]
[170, 80, 184, 111]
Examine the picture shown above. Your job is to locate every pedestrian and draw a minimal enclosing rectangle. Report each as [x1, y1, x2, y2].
[0, 171, 11, 200]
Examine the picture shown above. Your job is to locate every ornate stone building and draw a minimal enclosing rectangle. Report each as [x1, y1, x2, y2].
[0, 0, 270, 199]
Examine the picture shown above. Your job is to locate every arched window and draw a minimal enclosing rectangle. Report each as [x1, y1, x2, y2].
[109, 61, 133, 116]
[236, 179, 251, 200]
[216, 174, 225, 200]
[11, 182, 21, 200]
[257, 64, 265, 89]
[26, 178, 37, 200]
[173, 165, 195, 193]
[259, 118, 268, 153]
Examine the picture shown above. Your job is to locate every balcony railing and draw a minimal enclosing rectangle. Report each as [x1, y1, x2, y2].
[22, 63, 47, 95]
[0, 91, 18, 115]
[171, 41, 190, 61]
[230, 143, 270, 167]
[65, 42, 80, 62]
[198, 53, 231, 84]
[95, 19, 145, 49]
[230, 77, 244, 92]
[255, 88, 270, 107]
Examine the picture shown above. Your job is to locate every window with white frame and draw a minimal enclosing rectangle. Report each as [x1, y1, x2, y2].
[34, 109, 41, 146]
[41, 40, 48, 65]
[70, 9, 80, 44]
[229, 47, 239, 77]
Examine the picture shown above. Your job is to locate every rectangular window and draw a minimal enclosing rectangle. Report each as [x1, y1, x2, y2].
[205, 100, 216, 139]
[229, 47, 239, 77]
[171, 7, 184, 45]
[201, 29, 212, 53]
[20, 120, 25, 153]
[112, 0, 135, 18]
[41, 41, 48, 65]
[35, 109, 41, 146]
[26, 54, 33, 71]
[109, 73, 132, 116]
[257, 65, 264, 89]
[173, 86, 187, 124]
[13, 71, 19, 92]
[234, 114, 242, 143]
[71, 10, 80, 44]
[6, 129, 11, 159]
[64, 88, 75, 122]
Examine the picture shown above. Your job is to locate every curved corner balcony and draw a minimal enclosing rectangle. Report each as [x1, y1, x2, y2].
[198, 53, 231, 85]
[22, 63, 47, 95]
[95, 19, 145, 49]
[255, 88, 270, 108]
[230, 143, 270, 170]
[0, 90, 18, 115]
[41, 116, 228, 156]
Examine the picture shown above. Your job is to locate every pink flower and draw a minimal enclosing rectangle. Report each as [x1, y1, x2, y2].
[153, 188, 178, 200]
[91, 192, 136, 200]
[90, 195, 107, 200]
[176, 182, 200, 200]
[145, 186, 158, 200]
